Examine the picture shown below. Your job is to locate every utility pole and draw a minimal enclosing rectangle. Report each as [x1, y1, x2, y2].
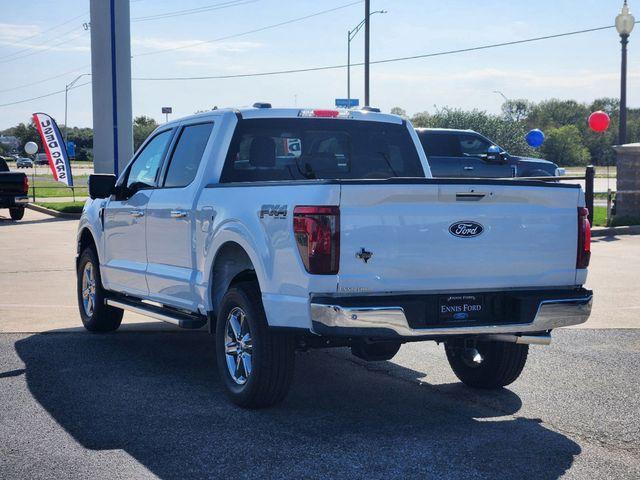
[364, 0, 370, 106]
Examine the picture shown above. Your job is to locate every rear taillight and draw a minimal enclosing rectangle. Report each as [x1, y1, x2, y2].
[577, 207, 591, 269]
[293, 206, 339, 274]
[23, 175, 29, 194]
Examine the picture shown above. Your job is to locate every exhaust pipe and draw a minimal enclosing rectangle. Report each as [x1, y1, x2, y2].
[482, 333, 551, 346]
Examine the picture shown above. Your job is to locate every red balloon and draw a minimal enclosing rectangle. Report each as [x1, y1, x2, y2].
[588, 111, 610, 133]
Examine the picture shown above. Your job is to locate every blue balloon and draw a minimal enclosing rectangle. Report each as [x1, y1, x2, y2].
[526, 129, 545, 148]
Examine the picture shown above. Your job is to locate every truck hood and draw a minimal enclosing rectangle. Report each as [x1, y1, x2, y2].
[511, 155, 557, 167]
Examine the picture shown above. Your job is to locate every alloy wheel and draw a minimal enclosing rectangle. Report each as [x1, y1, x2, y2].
[224, 306, 253, 385]
[81, 261, 97, 317]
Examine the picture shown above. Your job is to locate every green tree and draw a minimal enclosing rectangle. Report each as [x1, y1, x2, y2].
[3, 121, 39, 150]
[133, 116, 158, 151]
[501, 99, 534, 122]
[527, 99, 589, 131]
[390, 107, 408, 118]
[65, 126, 94, 161]
[411, 107, 535, 156]
[541, 125, 591, 166]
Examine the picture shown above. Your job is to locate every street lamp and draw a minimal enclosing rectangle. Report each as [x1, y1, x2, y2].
[347, 9, 386, 108]
[493, 90, 509, 103]
[64, 73, 91, 145]
[616, 1, 635, 144]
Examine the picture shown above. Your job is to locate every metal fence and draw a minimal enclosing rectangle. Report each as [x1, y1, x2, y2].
[24, 165, 605, 224]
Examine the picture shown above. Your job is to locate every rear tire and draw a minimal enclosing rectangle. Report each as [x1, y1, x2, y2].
[445, 340, 528, 389]
[9, 207, 24, 221]
[77, 247, 123, 332]
[215, 281, 295, 408]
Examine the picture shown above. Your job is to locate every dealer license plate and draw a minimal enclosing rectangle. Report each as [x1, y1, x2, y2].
[438, 294, 485, 322]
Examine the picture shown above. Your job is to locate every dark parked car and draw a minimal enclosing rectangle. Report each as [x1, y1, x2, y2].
[16, 157, 33, 168]
[0, 157, 29, 220]
[415, 128, 564, 178]
[35, 153, 49, 165]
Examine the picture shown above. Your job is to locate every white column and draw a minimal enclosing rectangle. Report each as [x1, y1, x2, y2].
[90, 0, 133, 176]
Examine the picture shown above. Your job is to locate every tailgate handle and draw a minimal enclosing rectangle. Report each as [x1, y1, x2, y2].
[456, 192, 486, 201]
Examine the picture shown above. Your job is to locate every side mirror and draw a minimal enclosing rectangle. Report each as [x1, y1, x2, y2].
[485, 145, 506, 164]
[88, 174, 116, 199]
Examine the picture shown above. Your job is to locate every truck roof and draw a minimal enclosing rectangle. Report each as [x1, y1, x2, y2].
[415, 127, 476, 134]
[165, 106, 405, 126]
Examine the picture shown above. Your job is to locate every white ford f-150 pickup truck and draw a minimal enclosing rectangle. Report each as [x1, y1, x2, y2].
[77, 105, 592, 408]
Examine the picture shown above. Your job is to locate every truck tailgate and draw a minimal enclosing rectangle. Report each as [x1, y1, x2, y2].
[338, 180, 582, 292]
[0, 172, 27, 196]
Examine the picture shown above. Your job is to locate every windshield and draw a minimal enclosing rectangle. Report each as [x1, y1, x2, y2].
[220, 118, 424, 182]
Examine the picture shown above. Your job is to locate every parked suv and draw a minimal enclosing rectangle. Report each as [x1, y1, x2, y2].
[416, 128, 563, 178]
[16, 157, 33, 168]
[35, 153, 49, 165]
[78, 106, 592, 408]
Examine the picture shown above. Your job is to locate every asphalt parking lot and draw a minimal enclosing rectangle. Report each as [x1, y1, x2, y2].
[1, 209, 639, 479]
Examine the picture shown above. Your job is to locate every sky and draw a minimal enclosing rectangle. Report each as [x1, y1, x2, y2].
[0, 0, 638, 130]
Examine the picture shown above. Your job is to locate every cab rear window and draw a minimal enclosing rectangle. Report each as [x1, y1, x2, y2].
[220, 118, 424, 182]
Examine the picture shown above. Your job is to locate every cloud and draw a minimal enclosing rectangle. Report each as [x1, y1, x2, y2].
[376, 67, 640, 90]
[0, 23, 41, 42]
[132, 37, 263, 55]
[0, 24, 89, 54]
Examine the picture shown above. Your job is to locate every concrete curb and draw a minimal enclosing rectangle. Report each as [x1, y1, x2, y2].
[592, 225, 640, 237]
[26, 203, 81, 219]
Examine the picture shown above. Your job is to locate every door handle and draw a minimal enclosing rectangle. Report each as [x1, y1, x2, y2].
[463, 166, 475, 171]
[170, 210, 187, 218]
[130, 210, 144, 218]
[456, 192, 486, 201]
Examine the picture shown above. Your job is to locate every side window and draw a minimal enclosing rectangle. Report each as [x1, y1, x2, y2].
[127, 130, 173, 189]
[420, 133, 462, 157]
[458, 134, 491, 156]
[163, 123, 213, 188]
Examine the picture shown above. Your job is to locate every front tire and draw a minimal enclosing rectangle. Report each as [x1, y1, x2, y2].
[9, 207, 24, 221]
[77, 248, 123, 332]
[215, 281, 295, 408]
[445, 340, 528, 389]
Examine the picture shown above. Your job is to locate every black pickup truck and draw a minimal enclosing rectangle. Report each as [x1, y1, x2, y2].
[0, 157, 29, 220]
[416, 128, 563, 178]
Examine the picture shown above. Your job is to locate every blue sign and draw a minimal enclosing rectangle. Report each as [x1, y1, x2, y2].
[66, 141, 76, 158]
[335, 98, 359, 108]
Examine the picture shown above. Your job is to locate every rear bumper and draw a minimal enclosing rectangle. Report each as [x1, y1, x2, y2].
[0, 195, 28, 207]
[310, 288, 592, 338]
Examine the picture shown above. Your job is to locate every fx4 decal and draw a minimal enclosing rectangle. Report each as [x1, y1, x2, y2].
[259, 204, 288, 219]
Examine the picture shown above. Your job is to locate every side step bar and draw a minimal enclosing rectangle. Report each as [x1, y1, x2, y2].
[106, 297, 207, 329]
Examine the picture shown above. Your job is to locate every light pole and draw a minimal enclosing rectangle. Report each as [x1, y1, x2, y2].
[616, 1, 635, 145]
[493, 90, 509, 103]
[347, 9, 386, 108]
[64, 73, 91, 145]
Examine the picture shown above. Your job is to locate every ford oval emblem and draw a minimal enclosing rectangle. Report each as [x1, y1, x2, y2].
[449, 221, 484, 238]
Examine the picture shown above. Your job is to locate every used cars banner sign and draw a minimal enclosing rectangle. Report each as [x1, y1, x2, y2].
[32, 112, 74, 187]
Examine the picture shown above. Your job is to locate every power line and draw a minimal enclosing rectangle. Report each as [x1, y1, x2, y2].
[0, 81, 91, 108]
[131, 0, 258, 22]
[1, 21, 634, 108]
[0, 30, 88, 64]
[0, 11, 88, 51]
[0, 66, 90, 94]
[133, 0, 363, 57]
[133, 23, 622, 81]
